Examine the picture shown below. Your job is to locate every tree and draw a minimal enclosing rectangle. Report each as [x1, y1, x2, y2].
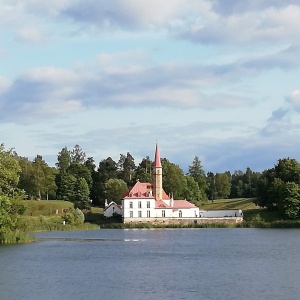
[118, 152, 136, 185]
[206, 172, 217, 200]
[70, 144, 86, 164]
[215, 173, 231, 199]
[134, 156, 152, 183]
[56, 147, 71, 173]
[0, 144, 21, 195]
[184, 176, 201, 203]
[95, 157, 118, 206]
[0, 195, 26, 243]
[70, 177, 91, 210]
[279, 182, 300, 219]
[187, 156, 207, 200]
[256, 158, 300, 217]
[162, 158, 187, 199]
[105, 179, 128, 204]
[67, 162, 92, 188]
[56, 174, 77, 201]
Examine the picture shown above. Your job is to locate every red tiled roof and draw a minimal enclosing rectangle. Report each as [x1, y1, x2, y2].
[124, 180, 154, 199]
[173, 200, 197, 209]
[155, 200, 172, 209]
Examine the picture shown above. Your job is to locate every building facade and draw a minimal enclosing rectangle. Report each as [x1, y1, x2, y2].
[122, 144, 200, 223]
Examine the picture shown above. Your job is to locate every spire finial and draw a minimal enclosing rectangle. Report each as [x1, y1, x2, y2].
[154, 143, 162, 168]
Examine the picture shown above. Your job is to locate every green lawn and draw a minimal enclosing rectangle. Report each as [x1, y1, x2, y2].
[199, 198, 258, 211]
[23, 200, 74, 216]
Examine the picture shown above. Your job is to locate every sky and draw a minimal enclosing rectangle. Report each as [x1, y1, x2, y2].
[1, 0, 300, 174]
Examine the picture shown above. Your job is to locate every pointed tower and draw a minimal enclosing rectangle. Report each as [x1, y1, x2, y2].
[153, 143, 163, 201]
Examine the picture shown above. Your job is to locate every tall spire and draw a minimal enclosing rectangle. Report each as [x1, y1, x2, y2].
[153, 143, 162, 200]
[154, 143, 162, 168]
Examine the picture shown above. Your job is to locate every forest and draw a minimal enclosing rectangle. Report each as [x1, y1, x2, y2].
[2, 143, 300, 220]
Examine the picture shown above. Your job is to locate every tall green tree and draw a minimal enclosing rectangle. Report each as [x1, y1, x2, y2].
[187, 156, 207, 200]
[0, 195, 27, 243]
[215, 173, 231, 199]
[105, 178, 128, 204]
[0, 144, 21, 195]
[134, 156, 152, 183]
[206, 172, 217, 200]
[70, 177, 91, 210]
[278, 182, 300, 219]
[29, 155, 57, 199]
[184, 175, 201, 203]
[70, 144, 86, 164]
[256, 158, 300, 217]
[96, 157, 118, 206]
[56, 174, 77, 201]
[118, 152, 136, 185]
[162, 158, 187, 199]
[56, 147, 71, 174]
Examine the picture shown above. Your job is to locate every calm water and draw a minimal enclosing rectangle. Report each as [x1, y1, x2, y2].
[1, 228, 300, 300]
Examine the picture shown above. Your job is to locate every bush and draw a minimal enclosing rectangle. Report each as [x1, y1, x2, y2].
[62, 208, 85, 225]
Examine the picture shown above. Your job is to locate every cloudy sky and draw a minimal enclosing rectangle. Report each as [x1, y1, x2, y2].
[1, 0, 300, 173]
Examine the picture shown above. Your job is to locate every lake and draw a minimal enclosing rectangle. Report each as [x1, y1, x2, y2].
[1, 228, 300, 300]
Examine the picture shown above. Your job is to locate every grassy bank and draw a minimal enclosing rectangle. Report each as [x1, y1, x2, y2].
[17, 199, 300, 231]
[21, 200, 98, 229]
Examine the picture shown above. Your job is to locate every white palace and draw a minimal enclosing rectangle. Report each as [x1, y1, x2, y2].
[104, 144, 243, 224]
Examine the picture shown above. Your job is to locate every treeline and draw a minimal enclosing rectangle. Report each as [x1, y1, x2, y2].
[2, 143, 300, 223]
[13, 144, 262, 208]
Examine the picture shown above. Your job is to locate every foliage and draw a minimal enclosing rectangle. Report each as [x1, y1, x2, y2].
[105, 178, 128, 204]
[70, 144, 86, 164]
[56, 147, 71, 173]
[0, 144, 21, 194]
[134, 156, 152, 183]
[215, 173, 231, 199]
[256, 158, 300, 218]
[69, 177, 91, 210]
[62, 207, 85, 225]
[0, 195, 27, 243]
[184, 176, 202, 203]
[17, 155, 58, 199]
[118, 152, 136, 185]
[162, 158, 187, 199]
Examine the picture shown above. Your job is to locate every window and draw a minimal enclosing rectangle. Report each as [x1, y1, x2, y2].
[138, 211, 142, 218]
[138, 201, 142, 208]
[179, 210, 182, 218]
[129, 202, 133, 208]
[147, 201, 150, 208]
[147, 210, 150, 218]
[130, 211, 133, 218]
[162, 210, 165, 217]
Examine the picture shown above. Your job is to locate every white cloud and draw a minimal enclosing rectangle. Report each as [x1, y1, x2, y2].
[16, 27, 48, 44]
[286, 89, 300, 112]
[0, 76, 11, 93]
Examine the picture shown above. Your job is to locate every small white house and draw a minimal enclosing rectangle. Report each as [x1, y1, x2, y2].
[103, 200, 122, 217]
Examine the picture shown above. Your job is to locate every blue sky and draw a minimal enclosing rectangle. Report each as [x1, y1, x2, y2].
[1, 0, 300, 173]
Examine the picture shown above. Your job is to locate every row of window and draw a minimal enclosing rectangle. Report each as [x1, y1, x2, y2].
[128, 210, 183, 218]
[129, 210, 151, 218]
[129, 201, 151, 209]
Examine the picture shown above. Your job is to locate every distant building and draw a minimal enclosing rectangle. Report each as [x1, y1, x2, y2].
[121, 144, 243, 224]
[103, 199, 122, 217]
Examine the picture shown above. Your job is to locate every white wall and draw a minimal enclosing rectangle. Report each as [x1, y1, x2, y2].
[104, 203, 122, 217]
